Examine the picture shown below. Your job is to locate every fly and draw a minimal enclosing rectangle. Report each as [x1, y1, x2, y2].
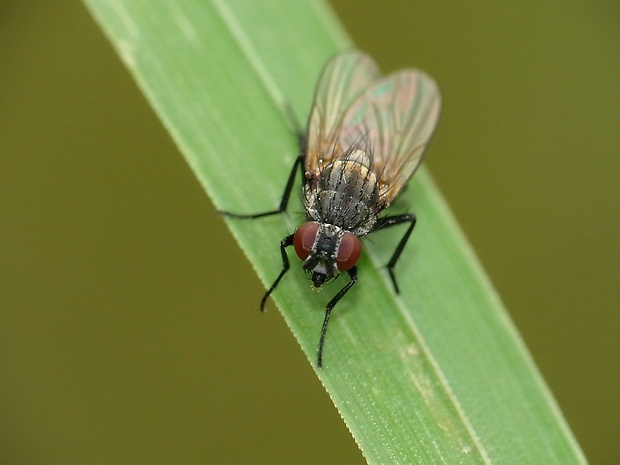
[220, 50, 441, 367]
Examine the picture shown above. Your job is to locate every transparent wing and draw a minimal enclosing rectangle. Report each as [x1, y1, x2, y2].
[340, 70, 441, 206]
[305, 50, 380, 177]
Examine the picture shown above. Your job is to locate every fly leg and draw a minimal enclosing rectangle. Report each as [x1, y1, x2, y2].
[317, 267, 358, 368]
[371, 213, 417, 294]
[260, 234, 294, 311]
[220, 107, 305, 312]
[218, 154, 304, 219]
[218, 102, 306, 219]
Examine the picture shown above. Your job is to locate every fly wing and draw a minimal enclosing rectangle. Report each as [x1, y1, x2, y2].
[340, 70, 441, 206]
[305, 50, 380, 177]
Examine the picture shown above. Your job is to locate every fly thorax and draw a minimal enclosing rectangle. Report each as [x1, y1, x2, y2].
[325, 159, 377, 201]
[306, 150, 379, 233]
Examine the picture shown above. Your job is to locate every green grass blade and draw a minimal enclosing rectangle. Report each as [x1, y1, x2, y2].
[83, 1, 587, 464]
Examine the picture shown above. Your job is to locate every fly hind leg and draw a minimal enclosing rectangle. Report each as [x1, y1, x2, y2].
[218, 102, 306, 219]
[218, 153, 304, 219]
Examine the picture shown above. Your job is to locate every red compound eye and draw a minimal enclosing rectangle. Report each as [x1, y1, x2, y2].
[293, 222, 319, 261]
[336, 232, 361, 271]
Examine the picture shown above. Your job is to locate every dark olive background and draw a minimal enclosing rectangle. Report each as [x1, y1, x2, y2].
[1, 1, 618, 464]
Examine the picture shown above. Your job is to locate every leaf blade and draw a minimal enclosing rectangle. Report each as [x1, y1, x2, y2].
[83, 1, 587, 464]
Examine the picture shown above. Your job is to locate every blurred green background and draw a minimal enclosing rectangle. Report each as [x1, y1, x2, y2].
[1, 1, 618, 464]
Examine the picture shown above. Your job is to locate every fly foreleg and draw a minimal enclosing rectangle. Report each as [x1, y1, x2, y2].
[317, 267, 358, 368]
[260, 234, 295, 311]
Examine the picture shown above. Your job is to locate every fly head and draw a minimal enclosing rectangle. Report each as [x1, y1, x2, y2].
[293, 221, 362, 288]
